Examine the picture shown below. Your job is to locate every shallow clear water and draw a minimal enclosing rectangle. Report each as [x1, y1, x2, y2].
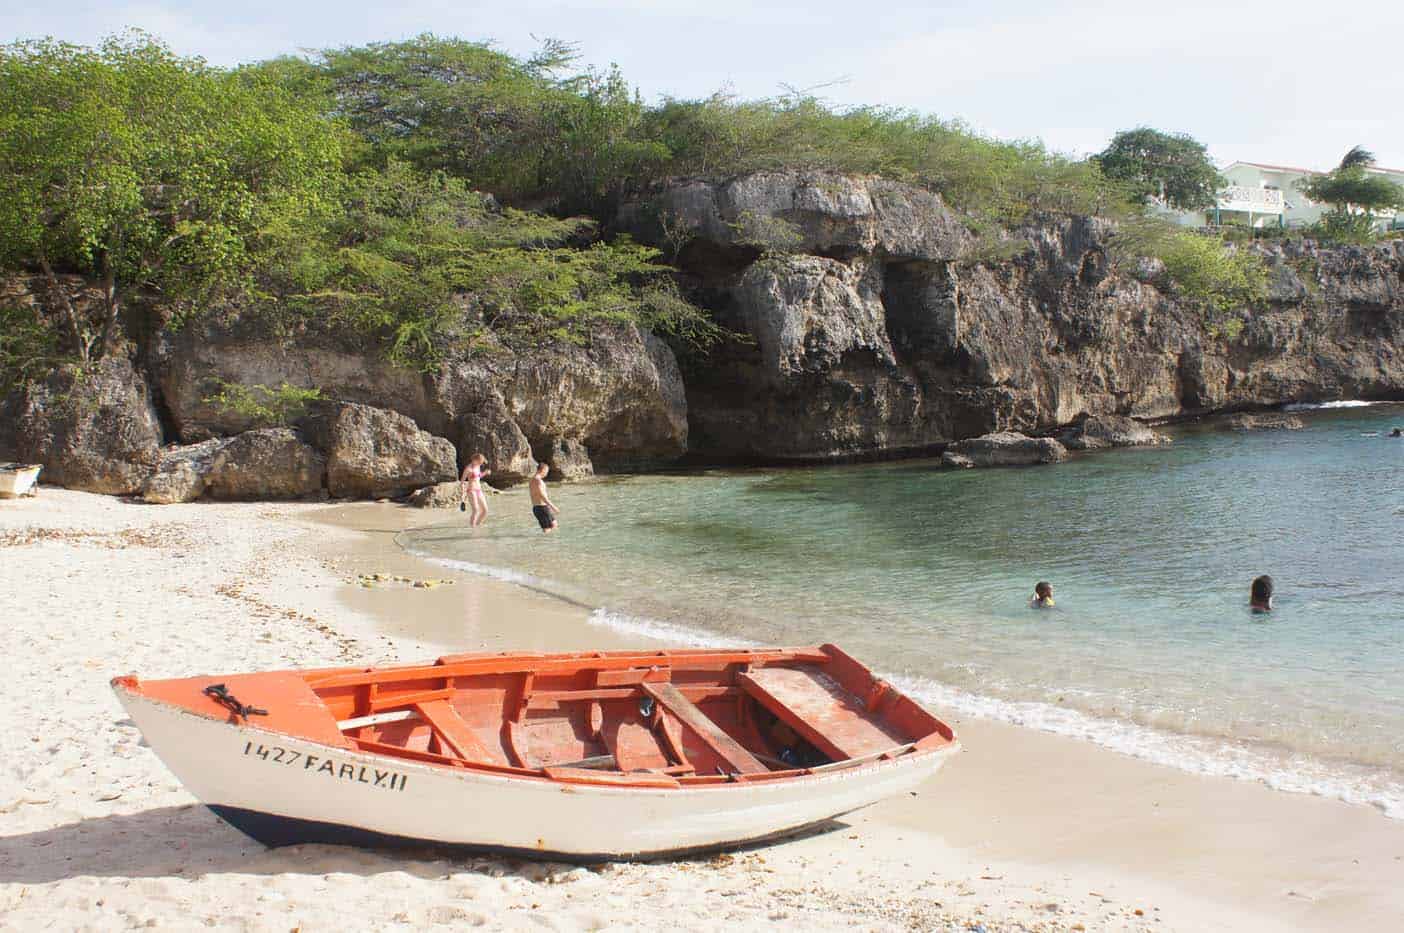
[402, 403, 1404, 815]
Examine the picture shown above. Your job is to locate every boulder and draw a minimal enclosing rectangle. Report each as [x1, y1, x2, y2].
[140, 439, 224, 504]
[434, 325, 688, 475]
[14, 357, 163, 495]
[543, 437, 594, 481]
[203, 429, 324, 500]
[1218, 413, 1305, 432]
[407, 481, 464, 509]
[451, 394, 536, 486]
[941, 432, 1068, 468]
[1058, 414, 1170, 450]
[303, 402, 457, 499]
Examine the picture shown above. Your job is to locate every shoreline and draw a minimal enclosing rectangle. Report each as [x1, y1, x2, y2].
[1, 491, 1400, 930]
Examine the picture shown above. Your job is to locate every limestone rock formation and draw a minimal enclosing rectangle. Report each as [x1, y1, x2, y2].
[941, 432, 1068, 468]
[203, 429, 324, 500]
[140, 439, 223, 504]
[302, 402, 457, 499]
[157, 326, 438, 441]
[13, 357, 163, 495]
[407, 481, 464, 509]
[434, 326, 687, 477]
[1058, 414, 1170, 450]
[619, 173, 1404, 462]
[617, 171, 969, 261]
[157, 321, 685, 485]
[543, 437, 594, 481]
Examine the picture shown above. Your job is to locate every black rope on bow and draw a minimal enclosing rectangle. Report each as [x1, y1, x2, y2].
[203, 683, 268, 720]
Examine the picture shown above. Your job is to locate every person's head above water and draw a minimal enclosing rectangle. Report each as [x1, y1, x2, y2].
[1032, 581, 1054, 607]
[1390, 427, 1403, 437]
[1250, 575, 1274, 611]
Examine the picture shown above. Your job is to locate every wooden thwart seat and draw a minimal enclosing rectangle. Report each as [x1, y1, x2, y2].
[738, 667, 906, 761]
[640, 682, 767, 776]
[413, 699, 499, 765]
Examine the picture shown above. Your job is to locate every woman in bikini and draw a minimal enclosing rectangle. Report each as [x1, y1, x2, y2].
[460, 453, 491, 527]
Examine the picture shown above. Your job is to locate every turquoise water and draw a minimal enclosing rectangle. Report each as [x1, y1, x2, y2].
[402, 403, 1404, 815]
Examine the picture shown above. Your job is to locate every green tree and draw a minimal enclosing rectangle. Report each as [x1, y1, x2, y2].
[1094, 128, 1222, 211]
[257, 160, 720, 367]
[1297, 147, 1404, 239]
[0, 32, 344, 361]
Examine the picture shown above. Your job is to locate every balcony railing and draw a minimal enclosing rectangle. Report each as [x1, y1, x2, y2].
[1217, 185, 1285, 212]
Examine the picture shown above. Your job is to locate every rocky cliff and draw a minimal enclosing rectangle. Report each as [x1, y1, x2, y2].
[618, 171, 1404, 460]
[6, 171, 1403, 498]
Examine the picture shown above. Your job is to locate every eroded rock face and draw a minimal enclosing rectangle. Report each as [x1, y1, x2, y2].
[450, 393, 535, 486]
[543, 437, 594, 481]
[617, 171, 969, 261]
[941, 432, 1068, 468]
[620, 173, 1404, 461]
[157, 327, 438, 442]
[407, 481, 463, 509]
[141, 438, 223, 504]
[303, 402, 457, 499]
[1058, 414, 1170, 450]
[157, 320, 686, 485]
[14, 357, 163, 495]
[203, 429, 324, 500]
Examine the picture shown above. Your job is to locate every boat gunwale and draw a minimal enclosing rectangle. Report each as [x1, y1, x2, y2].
[116, 685, 960, 796]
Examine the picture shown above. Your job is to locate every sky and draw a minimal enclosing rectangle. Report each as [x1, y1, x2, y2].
[4, 0, 1403, 171]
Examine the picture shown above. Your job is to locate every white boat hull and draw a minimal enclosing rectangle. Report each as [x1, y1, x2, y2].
[0, 464, 40, 498]
[117, 689, 956, 860]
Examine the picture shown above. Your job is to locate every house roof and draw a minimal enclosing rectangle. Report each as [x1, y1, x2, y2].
[1225, 159, 1404, 177]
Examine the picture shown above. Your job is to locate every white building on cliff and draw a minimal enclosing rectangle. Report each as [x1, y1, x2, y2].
[1165, 160, 1404, 230]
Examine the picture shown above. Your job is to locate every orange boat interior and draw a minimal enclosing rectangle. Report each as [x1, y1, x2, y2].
[120, 644, 956, 788]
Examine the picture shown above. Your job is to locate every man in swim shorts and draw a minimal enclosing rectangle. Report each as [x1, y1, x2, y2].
[529, 462, 560, 533]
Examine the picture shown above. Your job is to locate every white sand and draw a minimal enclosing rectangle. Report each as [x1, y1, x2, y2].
[2, 490, 1400, 931]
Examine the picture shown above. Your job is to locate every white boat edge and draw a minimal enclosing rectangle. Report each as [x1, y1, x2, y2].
[115, 685, 959, 861]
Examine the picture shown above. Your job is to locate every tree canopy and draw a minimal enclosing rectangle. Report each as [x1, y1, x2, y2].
[1094, 127, 1222, 212]
[1297, 146, 1404, 239]
[0, 32, 345, 360]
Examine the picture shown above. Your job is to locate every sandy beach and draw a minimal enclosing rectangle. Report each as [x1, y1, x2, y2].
[3, 489, 1403, 931]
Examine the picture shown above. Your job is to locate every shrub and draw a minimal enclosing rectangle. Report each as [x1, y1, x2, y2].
[203, 381, 324, 427]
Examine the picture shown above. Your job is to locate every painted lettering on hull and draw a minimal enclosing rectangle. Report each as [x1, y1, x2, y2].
[243, 741, 407, 791]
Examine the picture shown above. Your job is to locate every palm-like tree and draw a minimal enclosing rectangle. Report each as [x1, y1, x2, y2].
[1338, 146, 1376, 170]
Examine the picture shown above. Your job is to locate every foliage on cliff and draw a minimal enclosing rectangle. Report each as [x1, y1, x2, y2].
[1, 30, 1275, 388]
[0, 33, 717, 381]
[247, 160, 717, 368]
[0, 33, 343, 362]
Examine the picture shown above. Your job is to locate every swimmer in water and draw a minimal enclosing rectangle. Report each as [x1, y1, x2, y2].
[1250, 575, 1274, 612]
[1030, 581, 1055, 609]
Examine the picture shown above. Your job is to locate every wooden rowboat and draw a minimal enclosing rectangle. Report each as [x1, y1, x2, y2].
[113, 644, 958, 860]
[0, 463, 41, 498]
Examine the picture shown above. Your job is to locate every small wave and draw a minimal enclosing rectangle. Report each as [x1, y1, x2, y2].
[409, 553, 541, 587]
[1283, 400, 1381, 411]
[887, 673, 1404, 820]
[586, 608, 752, 649]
